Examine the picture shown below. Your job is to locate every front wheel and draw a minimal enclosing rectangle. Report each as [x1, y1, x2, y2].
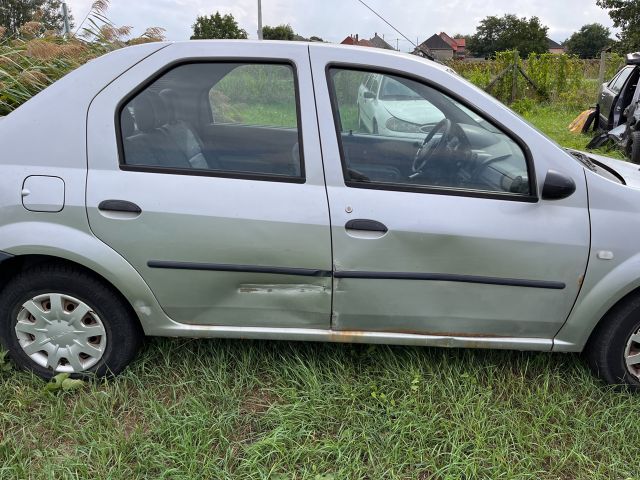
[630, 130, 640, 164]
[0, 263, 142, 379]
[586, 294, 640, 389]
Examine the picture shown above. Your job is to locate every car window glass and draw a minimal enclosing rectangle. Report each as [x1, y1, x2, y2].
[611, 67, 633, 93]
[380, 77, 421, 100]
[369, 74, 380, 95]
[363, 74, 373, 91]
[608, 70, 622, 88]
[209, 64, 297, 128]
[329, 68, 530, 197]
[119, 62, 303, 180]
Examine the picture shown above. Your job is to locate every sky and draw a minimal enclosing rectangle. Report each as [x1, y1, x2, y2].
[64, 0, 618, 50]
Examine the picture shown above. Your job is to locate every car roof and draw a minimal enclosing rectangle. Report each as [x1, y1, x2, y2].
[166, 39, 449, 72]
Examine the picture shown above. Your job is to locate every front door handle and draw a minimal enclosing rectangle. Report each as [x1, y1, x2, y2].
[345, 219, 388, 233]
[98, 200, 141, 214]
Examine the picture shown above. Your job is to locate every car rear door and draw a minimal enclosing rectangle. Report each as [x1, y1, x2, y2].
[86, 42, 332, 329]
[310, 45, 590, 341]
[600, 66, 634, 129]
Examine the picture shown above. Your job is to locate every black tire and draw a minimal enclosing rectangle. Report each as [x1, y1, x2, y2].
[0, 263, 142, 379]
[586, 294, 640, 390]
[630, 130, 640, 164]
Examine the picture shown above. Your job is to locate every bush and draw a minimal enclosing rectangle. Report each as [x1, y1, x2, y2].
[446, 51, 626, 109]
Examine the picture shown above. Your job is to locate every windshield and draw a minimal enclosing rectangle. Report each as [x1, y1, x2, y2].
[379, 77, 422, 101]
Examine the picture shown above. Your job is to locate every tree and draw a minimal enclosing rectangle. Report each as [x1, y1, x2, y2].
[0, 0, 73, 36]
[597, 0, 640, 52]
[467, 14, 548, 58]
[190, 12, 247, 40]
[564, 23, 612, 58]
[261, 24, 294, 41]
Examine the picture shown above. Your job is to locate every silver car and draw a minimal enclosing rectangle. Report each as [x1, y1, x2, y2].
[1, 40, 639, 388]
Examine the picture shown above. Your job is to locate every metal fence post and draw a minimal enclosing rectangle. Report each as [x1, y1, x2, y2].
[511, 50, 519, 103]
[598, 49, 607, 89]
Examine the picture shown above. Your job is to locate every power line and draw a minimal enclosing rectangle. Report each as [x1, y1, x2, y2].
[354, 0, 416, 48]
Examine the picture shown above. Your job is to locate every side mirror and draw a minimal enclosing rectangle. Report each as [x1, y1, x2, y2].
[541, 170, 576, 200]
[363, 91, 375, 100]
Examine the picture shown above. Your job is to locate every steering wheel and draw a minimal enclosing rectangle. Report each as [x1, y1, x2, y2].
[412, 118, 452, 174]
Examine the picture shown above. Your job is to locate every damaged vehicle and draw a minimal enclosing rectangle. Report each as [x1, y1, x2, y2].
[5, 41, 640, 389]
[592, 52, 640, 162]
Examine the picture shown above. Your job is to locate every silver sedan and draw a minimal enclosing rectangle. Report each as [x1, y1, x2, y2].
[0, 40, 639, 388]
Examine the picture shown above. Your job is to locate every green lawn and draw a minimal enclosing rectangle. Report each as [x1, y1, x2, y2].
[520, 104, 625, 159]
[1, 104, 639, 479]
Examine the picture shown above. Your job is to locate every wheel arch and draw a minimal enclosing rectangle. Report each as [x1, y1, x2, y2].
[0, 254, 142, 332]
[0, 222, 171, 335]
[554, 254, 640, 352]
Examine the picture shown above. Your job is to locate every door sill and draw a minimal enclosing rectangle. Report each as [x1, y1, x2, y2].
[145, 323, 553, 351]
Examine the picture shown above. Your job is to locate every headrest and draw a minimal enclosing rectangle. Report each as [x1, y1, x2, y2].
[121, 108, 135, 137]
[159, 89, 179, 123]
[131, 92, 169, 132]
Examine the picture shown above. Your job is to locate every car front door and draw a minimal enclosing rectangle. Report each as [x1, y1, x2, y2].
[311, 46, 590, 340]
[600, 66, 634, 129]
[86, 42, 332, 329]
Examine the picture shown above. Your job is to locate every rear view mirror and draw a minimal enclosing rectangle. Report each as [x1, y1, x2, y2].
[541, 170, 576, 200]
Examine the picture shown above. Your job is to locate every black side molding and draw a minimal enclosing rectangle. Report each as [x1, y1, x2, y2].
[345, 219, 388, 233]
[148, 260, 564, 289]
[334, 271, 566, 289]
[98, 200, 142, 214]
[147, 260, 332, 277]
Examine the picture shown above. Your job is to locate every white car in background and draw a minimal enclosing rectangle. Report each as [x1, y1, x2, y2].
[357, 73, 445, 137]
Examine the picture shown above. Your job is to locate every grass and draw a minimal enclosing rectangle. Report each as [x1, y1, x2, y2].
[520, 104, 626, 159]
[2, 339, 640, 479]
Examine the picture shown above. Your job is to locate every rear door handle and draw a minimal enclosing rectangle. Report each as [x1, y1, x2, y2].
[98, 200, 141, 214]
[345, 219, 388, 233]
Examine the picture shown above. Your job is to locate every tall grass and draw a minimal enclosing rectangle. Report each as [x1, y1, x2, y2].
[0, 0, 164, 115]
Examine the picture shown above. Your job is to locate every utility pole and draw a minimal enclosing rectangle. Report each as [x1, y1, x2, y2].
[61, 1, 71, 36]
[257, 0, 263, 40]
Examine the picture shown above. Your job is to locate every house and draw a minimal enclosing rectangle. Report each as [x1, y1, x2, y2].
[547, 37, 565, 54]
[414, 34, 453, 60]
[413, 32, 467, 60]
[340, 33, 393, 50]
[340, 34, 374, 48]
[369, 32, 394, 50]
[439, 32, 466, 59]
[453, 36, 466, 57]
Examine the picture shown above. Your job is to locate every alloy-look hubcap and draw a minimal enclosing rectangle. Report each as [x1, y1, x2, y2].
[14, 293, 107, 373]
[625, 329, 640, 380]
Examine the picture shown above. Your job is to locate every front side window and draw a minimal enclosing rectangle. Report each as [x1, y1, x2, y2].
[329, 67, 531, 197]
[119, 62, 303, 180]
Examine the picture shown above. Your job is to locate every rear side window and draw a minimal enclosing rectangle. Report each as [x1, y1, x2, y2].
[118, 62, 304, 181]
[209, 64, 297, 128]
